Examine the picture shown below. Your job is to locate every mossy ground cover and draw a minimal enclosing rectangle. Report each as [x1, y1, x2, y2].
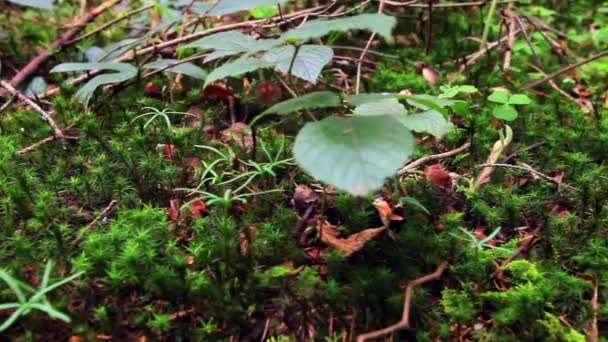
[0, 1, 607, 341]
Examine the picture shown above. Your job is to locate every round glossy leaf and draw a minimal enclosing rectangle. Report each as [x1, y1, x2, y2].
[493, 104, 518, 121]
[294, 115, 414, 195]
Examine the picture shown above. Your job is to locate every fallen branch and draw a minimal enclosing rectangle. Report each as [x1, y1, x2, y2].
[522, 50, 608, 90]
[397, 142, 471, 176]
[357, 261, 449, 342]
[0, 80, 64, 137]
[0, 0, 121, 95]
[85, 199, 118, 230]
[16, 124, 78, 155]
[479, 163, 579, 191]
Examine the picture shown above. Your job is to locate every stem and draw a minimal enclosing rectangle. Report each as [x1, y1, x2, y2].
[480, 0, 499, 48]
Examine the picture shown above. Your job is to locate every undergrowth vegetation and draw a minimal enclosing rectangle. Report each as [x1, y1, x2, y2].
[0, 0, 607, 341]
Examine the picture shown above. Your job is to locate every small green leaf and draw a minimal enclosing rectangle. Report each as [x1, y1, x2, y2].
[406, 95, 458, 111]
[493, 104, 518, 121]
[345, 93, 398, 106]
[263, 91, 341, 115]
[250, 5, 277, 18]
[192, 0, 292, 16]
[487, 90, 510, 104]
[50, 62, 137, 107]
[184, 31, 279, 62]
[204, 57, 271, 86]
[507, 94, 532, 105]
[6, 0, 53, 9]
[143, 59, 207, 80]
[282, 13, 397, 43]
[263, 45, 333, 83]
[403, 110, 454, 139]
[399, 197, 430, 215]
[294, 115, 414, 195]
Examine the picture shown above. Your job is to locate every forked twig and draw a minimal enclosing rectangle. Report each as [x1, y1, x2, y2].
[357, 261, 449, 341]
[0, 80, 64, 137]
[85, 199, 118, 230]
[397, 142, 471, 176]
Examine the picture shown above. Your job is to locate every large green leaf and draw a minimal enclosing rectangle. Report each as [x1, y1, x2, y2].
[345, 93, 398, 106]
[402, 110, 454, 139]
[50, 62, 137, 107]
[294, 115, 414, 195]
[353, 98, 408, 125]
[263, 45, 333, 83]
[6, 0, 53, 9]
[282, 13, 397, 43]
[204, 57, 271, 86]
[264, 91, 341, 115]
[143, 59, 207, 80]
[185, 31, 279, 62]
[191, 0, 292, 16]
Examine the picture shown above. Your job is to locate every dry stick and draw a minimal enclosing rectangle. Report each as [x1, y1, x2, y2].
[382, 0, 516, 8]
[397, 142, 471, 176]
[502, 8, 517, 71]
[521, 50, 608, 90]
[356, 261, 449, 342]
[39, 5, 328, 99]
[527, 63, 590, 112]
[140, 53, 209, 79]
[85, 199, 118, 230]
[355, 0, 385, 94]
[0, 0, 121, 96]
[424, 0, 433, 55]
[460, 29, 521, 70]
[479, 163, 579, 191]
[589, 279, 599, 342]
[0, 80, 64, 137]
[67, 4, 154, 44]
[17, 123, 78, 155]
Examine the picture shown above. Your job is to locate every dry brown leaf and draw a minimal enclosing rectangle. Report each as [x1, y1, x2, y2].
[372, 198, 403, 227]
[317, 221, 386, 256]
[293, 184, 320, 210]
[220, 122, 253, 151]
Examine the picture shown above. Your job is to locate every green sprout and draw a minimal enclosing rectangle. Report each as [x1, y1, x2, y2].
[0, 260, 84, 332]
[132, 107, 195, 129]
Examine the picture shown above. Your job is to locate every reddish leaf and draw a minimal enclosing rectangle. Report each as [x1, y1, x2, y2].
[202, 84, 234, 101]
[144, 82, 162, 97]
[425, 164, 453, 190]
[255, 81, 283, 106]
[189, 200, 207, 218]
[168, 198, 180, 221]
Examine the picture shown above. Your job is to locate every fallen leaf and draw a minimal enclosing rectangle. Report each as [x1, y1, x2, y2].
[189, 200, 207, 218]
[372, 197, 404, 227]
[425, 163, 453, 191]
[317, 221, 386, 256]
[293, 184, 321, 210]
[220, 122, 253, 151]
[168, 198, 180, 221]
[202, 83, 234, 101]
[421, 63, 440, 86]
[255, 81, 283, 106]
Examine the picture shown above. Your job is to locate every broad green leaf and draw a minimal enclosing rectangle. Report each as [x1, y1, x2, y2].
[6, 0, 53, 9]
[406, 94, 458, 111]
[250, 5, 277, 18]
[264, 91, 341, 115]
[50, 62, 137, 107]
[282, 13, 397, 43]
[439, 85, 478, 98]
[294, 115, 414, 195]
[185, 31, 279, 62]
[191, 0, 291, 16]
[204, 57, 271, 86]
[508, 94, 532, 105]
[24, 77, 47, 97]
[345, 93, 398, 106]
[493, 104, 518, 121]
[487, 90, 510, 104]
[402, 110, 454, 139]
[353, 98, 408, 125]
[143, 59, 207, 80]
[263, 45, 333, 83]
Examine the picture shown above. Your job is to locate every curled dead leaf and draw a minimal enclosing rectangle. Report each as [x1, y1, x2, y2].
[317, 221, 386, 256]
[220, 122, 253, 151]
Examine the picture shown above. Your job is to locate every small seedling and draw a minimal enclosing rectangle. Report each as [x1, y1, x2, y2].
[487, 90, 532, 121]
[132, 107, 195, 129]
[451, 227, 510, 251]
[438, 85, 478, 98]
[0, 260, 84, 332]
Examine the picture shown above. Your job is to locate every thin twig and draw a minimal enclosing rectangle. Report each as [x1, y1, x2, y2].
[0, 0, 121, 95]
[16, 124, 78, 155]
[397, 142, 471, 176]
[357, 261, 449, 342]
[85, 199, 118, 230]
[67, 4, 154, 44]
[479, 163, 579, 191]
[502, 7, 517, 71]
[0, 80, 64, 137]
[355, 0, 385, 94]
[522, 50, 608, 89]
